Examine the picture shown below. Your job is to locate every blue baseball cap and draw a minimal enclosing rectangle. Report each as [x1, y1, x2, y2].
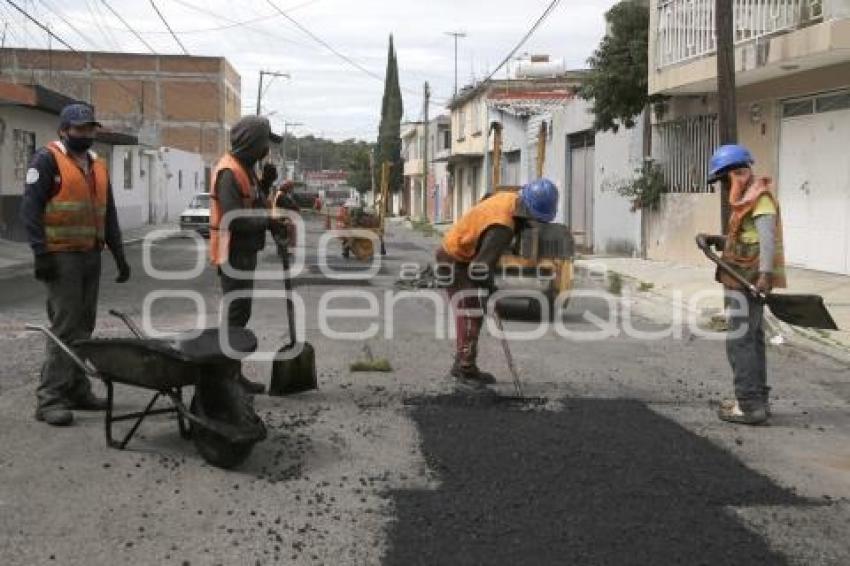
[59, 103, 102, 129]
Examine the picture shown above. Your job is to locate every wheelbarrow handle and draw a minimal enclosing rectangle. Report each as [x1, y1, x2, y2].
[108, 309, 145, 338]
[24, 324, 99, 378]
[695, 235, 764, 301]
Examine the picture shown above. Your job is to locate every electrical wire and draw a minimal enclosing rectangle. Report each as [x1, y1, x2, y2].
[85, 0, 121, 50]
[264, 0, 447, 107]
[147, 0, 189, 55]
[473, 0, 562, 92]
[36, 0, 101, 50]
[5, 0, 153, 112]
[100, 0, 156, 54]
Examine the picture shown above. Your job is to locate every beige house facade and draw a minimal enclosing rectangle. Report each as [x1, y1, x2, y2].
[647, 0, 850, 269]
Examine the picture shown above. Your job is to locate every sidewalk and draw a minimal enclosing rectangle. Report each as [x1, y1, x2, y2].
[0, 222, 180, 279]
[581, 255, 850, 361]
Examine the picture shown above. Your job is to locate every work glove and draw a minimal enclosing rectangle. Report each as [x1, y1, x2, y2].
[114, 254, 131, 283]
[34, 253, 57, 282]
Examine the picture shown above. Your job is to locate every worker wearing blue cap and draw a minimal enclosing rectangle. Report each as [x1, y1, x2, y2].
[19, 102, 130, 426]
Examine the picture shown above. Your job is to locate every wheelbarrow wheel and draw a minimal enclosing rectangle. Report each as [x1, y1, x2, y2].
[190, 374, 265, 469]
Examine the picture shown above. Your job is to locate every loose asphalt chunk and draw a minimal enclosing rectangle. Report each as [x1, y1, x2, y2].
[385, 394, 810, 565]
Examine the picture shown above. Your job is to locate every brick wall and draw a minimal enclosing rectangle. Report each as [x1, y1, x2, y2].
[0, 48, 240, 164]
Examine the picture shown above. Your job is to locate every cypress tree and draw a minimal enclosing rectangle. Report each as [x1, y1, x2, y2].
[376, 34, 404, 197]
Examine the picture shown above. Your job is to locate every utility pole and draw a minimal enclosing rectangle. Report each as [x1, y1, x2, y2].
[422, 81, 430, 220]
[444, 31, 467, 97]
[715, 0, 737, 230]
[255, 70, 290, 115]
[282, 121, 303, 180]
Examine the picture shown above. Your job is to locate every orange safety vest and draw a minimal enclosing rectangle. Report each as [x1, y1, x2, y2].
[44, 141, 109, 253]
[718, 177, 787, 289]
[209, 153, 255, 265]
[441, 191, 517, 262]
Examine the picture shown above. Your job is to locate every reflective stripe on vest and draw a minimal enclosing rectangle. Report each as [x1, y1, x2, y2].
[209, 153, 255, 265]
[441, 192, 517, 262]
[44, 142, 109, 253]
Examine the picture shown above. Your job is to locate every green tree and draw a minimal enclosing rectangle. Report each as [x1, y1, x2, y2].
[347, 146, 373, 193]
[580, 2, 664, 132]
[376, 35, 404, 197]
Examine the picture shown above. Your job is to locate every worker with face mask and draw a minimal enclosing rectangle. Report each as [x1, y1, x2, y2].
[20, 103, 130, 426]
[698, 144, 785, 425]
[436, 178, 559, 385]
[209, 115, 278, 394]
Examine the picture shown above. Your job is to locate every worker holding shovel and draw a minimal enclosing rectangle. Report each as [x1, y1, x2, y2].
[698, 144, 785, 425]
[436, 179, 559, 386]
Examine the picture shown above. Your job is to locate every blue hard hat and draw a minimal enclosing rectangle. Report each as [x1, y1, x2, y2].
[59, 103, 102, 129]
[519, 178, 559, 223]
[708, 144, 753, 182]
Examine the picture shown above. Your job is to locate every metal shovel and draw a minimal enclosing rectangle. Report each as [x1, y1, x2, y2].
[269, 234, 318, 396]
[696, 236, 838, 330]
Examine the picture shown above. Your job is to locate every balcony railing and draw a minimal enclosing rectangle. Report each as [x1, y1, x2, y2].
[656, 0, 824, 68]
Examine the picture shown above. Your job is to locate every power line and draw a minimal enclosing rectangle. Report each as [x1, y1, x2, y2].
[85, 0, 121, 50]
[478, 0, 561, 88]
[148, 0, 189, 55]
[264, 0, 447, 107]
[5, 0, 151, 112]
[101, 0, 156, 54]
[36, 0, 101, 50]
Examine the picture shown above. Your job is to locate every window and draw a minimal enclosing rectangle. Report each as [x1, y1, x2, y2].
[194, 171, 199, 190]
[782, 99, 814, 118]
[123, 150, 133, 190]
[14, 129, 36, 181]
[457, 109, 466, 140]
[815, 91, 850, 114]
[204, 166, 211, 191]
[442, 129, 451, 150]
[178, 170, 183, 190]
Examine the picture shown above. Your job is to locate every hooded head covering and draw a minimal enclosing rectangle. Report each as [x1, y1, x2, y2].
[230, 116, 272, 167]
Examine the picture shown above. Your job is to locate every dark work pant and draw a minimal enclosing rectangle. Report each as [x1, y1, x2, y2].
[38, 251, 101, 409]
[725, 290, 770, 410]
[218, 249, 258, 328]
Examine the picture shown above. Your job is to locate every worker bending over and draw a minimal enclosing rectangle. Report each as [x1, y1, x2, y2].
[436, 179, 559, 385]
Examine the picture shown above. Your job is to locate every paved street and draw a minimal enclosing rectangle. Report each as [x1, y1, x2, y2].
[2, 216, 850, 565]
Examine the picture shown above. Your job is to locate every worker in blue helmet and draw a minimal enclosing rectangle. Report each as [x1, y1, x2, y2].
[698, 143, 786, 425]
[435, 178, 559, 386]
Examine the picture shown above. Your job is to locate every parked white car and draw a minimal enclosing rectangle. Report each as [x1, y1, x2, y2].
[179, 193, 211, 237]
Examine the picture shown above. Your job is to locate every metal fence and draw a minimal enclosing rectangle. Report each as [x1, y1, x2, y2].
[654, 114, 718, 194]
[656, 0, 822, 68]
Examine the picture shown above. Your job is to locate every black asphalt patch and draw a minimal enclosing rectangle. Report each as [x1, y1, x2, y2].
[385, 394, 808, 565]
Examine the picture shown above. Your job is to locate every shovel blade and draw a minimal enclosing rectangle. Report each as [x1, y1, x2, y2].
[766, 293, 838, 330]
[269, 342, 318, 396]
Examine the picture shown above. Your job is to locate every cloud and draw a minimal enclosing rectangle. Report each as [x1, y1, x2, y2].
[7, 0, 618, 141]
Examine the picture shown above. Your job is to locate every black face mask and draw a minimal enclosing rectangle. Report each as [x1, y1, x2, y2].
[63, 135, 95, 153]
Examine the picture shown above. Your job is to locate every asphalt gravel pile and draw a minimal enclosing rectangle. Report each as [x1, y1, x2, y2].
[385, 394, 809, 565]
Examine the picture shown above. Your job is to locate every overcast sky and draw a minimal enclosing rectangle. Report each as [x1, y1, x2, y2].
[1, 0, 618, 141]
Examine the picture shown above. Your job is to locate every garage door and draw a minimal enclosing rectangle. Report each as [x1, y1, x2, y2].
[779, 91, 850, 274]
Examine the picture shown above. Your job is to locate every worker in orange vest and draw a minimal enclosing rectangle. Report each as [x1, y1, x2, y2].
[436, 179, 559, 386]
[20, 103, 130, 426]
[209, 115, 278, 394]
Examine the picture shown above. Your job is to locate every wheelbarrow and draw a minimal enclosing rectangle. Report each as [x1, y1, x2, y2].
[26, 310, 267, 469]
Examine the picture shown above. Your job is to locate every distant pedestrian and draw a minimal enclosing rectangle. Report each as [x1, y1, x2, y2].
[313, 195, 323, 211]
[20, 103, 130, 426]
[699, 144, 785, 425]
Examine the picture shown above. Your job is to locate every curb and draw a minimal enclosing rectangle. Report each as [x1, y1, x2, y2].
[578, 263, 850, 367]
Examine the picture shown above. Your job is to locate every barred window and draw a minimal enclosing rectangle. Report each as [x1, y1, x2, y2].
[14, 129, 36, 181]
